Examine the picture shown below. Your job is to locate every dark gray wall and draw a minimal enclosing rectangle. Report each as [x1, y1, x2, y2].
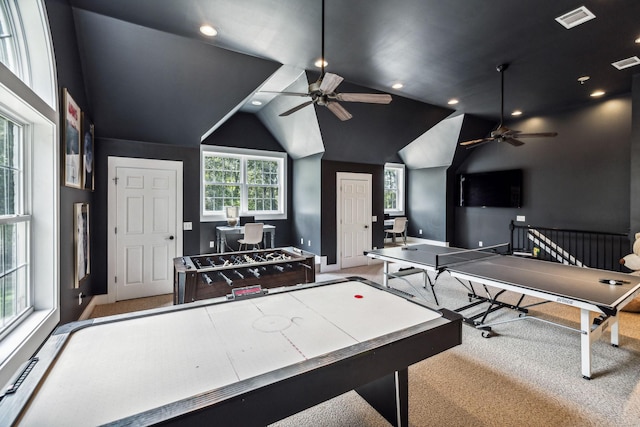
[454, 94, 632, 248]
[46, 0, 94, 324]
[321, 161, 384, 265]
[72, 8, 280, 147]
[631, 74, 640, 239]
[292, 154, 322, 255]
[315, 76, 452, 165]
[406, 167, 447, 241]
[405, 114, 494, 243]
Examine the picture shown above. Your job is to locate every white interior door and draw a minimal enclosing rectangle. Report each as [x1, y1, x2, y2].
[108, 157, 183, 301]
[337, 173, 372, 269]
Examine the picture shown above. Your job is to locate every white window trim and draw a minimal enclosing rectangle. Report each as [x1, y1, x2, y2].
[0, 0, 58, 388]
[384, 163, 405, 216]
[200, 145, 287, 222]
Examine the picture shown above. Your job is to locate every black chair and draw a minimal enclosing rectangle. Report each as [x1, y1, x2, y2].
[239, 216, 255, 226]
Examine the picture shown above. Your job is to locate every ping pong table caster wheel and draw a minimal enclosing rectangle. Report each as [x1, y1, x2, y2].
[481, 331, 492, 338]
[582, 375, 591, 380]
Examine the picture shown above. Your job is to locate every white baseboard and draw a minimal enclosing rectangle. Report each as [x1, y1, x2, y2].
[77, 294, 110, 321]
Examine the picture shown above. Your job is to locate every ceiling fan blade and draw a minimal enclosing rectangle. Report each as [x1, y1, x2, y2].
[460, 137, 494, 146]
[515, 132, 558, 138]
[326, 101, 352, 121]
[504, 138, 525, 146]
[336, 93, 392, 104]
[259, 91, 310, 97]
[279, 100, 314, 117]
[319, 72, 344, 93]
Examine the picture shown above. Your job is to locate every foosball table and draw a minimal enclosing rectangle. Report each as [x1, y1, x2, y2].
[173, 247, 316, 304]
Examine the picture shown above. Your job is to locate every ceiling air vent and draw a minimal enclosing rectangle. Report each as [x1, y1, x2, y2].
[612, 56, 640, 70]
[555, 6, 596, 29]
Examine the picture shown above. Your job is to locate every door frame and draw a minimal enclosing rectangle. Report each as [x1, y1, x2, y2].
[106, 157, 183, 303]
[336, 172, 372, 269]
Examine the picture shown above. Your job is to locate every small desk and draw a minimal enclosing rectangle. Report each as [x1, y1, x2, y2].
[0, 278, 461, 426]
[216, 224, 275, 253]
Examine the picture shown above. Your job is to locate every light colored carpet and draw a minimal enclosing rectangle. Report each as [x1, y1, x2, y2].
[280, 263, 640, 427]
[88, 264, 640, 426]
[88, 294, 173, 318]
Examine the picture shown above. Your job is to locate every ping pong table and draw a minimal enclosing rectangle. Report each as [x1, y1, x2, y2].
[365, 244, 640, 379]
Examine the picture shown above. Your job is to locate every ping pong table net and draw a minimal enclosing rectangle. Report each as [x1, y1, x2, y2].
[434, 243, 511, 270]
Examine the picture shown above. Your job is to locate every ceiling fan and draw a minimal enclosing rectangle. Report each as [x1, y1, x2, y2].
[263, 0, 392, 121]
[460, 63, 557, 147]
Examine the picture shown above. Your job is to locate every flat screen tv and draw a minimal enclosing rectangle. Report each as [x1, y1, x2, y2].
[458, 169, 522, 208]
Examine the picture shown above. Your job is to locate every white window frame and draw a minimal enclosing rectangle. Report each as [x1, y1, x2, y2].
[200, 145, 287, 222]
[0, 0, 58, 388]
[384, 163, 405, 216]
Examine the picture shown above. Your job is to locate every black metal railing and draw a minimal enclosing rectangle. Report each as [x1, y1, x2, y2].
[510, 221, 631, 272]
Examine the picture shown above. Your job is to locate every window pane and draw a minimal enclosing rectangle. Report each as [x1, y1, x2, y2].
[202, 149, 284, 217]
[1, 220, 28, 331]
[0, 0, 18, 76]
[0, 116, 20, 215]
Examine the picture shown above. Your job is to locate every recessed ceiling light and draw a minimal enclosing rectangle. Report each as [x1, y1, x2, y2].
[392, 83, 404, 90]
[577, 76, 590, 84]
[511, 110, 523, 116]
[314, 58, 328, 68]
[635, 37, 640, 44]
[590, 90, 605, 97]
[199, 25, 217, 37]
[251, 100, 263, 106]
[447, 99, 459, 105]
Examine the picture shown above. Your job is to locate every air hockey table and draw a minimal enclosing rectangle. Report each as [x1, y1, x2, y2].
[0, 277, 461, 426]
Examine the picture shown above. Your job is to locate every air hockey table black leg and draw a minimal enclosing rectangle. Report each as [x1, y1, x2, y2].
[355, 369, 408, 427]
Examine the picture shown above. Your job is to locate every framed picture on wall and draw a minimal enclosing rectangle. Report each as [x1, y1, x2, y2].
[74, 202, 90, 287]
[82, 112, 94, 191]
[62, 88, 82, 188]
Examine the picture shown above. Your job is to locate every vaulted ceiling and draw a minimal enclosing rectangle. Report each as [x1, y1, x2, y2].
[66, 0, 640, 163]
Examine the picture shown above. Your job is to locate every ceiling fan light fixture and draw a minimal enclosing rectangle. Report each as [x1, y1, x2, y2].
[447, 99, 459, 105]
[314, 58, 328, 68]
[199, 25, 217, 37]
[577, 76, 590, 84]
[590, 90, 605, 97]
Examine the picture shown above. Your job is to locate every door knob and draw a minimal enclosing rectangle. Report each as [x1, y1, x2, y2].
[364, 225, 369, 229]
[168, 235, 175, 240]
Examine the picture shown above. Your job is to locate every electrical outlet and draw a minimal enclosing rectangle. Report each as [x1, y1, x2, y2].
[183, 221, 193, 230]
[308, 240, 311, 247]
[78, 292, 83, 306]
[479, 241, 483, 247]
[209, 241, 215, 248]
[516, 215, 526, 222]
[301, 238, 304, 245]
[419, 229, 422, 235]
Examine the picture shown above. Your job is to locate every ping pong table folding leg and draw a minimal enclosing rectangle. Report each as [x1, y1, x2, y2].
[580, 309, 593, 379]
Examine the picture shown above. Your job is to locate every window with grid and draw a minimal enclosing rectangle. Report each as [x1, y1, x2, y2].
[0, 115, 29, 334]
[0, 0, 58, 388]
[384, 163, 405, 214]
[201, 146, 286, 220]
